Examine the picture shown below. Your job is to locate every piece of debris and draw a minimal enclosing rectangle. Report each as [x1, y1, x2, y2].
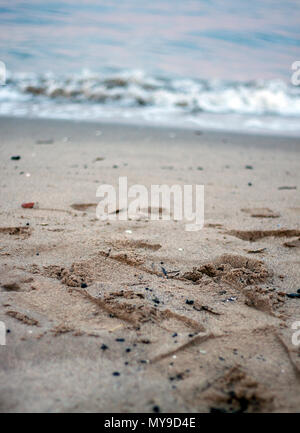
[278, 186, 297, 190]
[247, 248, 267, 254]
[21, 202, 35, 209]
[11, 155, 21, 160]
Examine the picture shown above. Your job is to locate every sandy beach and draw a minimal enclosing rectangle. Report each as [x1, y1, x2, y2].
[0, 116, 300, 412]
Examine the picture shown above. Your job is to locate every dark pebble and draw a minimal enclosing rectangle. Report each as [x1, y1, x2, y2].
[186, 299, 194, 305]
[172, 333, 178, 338]
[245, 165, 253, 169]
[248, 182, 252, 186]
[11, 156, 21, 160]
[6, 329, 11, 333]
[286, 293, 300, 298]
[81, 283, 87, 288]
[116, 338, 125, 342]
[100, 344, 108, 351]
[188, 333, 194, 338]
[297, 289, 300, 294]
[219, 356, 225, 361]
[140, 359, 147, 364]
[152, 405, 160, 413]
[112, 372, 120, 376]
[125, 348, 131, 353]
[153, 297, 160, 304]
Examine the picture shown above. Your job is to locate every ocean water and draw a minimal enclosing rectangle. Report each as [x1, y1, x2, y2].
[0, 0, 300, 135]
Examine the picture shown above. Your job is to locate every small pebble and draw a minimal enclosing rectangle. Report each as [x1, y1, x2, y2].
[81, 283, 87, 288]
[286, 293, 300, 298]
[100, 344, 108, 351]
[186, 299, 194, 305]
[11, 155, 21, 160]
[112, 372, 120, 376]
[116, 338, 125, 342]
[152, 405, 160, 413]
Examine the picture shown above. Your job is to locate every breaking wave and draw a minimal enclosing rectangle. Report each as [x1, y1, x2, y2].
[1, 69, 300, 135]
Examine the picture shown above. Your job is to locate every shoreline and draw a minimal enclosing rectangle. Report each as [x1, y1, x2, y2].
[1, 115, 300, 148]
[2, 112, 300, 140]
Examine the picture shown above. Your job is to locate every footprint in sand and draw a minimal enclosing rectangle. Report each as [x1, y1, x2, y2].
[108, 239, 161, 252]
[70, 203, 97, 211]
[227, 229, 300, 242]
[241, 208, 280, 218]
[0, 226, 31, 239]
[283, 238, 300, 248]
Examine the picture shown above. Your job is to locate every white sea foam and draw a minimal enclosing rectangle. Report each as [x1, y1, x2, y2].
[1, 69, 300, 135]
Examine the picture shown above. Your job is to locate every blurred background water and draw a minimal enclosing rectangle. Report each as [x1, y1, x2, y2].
[0, 0, 300, 134]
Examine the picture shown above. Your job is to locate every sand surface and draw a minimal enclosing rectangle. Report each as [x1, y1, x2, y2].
[0, 117, 300, 413]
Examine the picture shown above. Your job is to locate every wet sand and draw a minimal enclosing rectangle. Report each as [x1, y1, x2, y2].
[0, 116, 300, 412]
